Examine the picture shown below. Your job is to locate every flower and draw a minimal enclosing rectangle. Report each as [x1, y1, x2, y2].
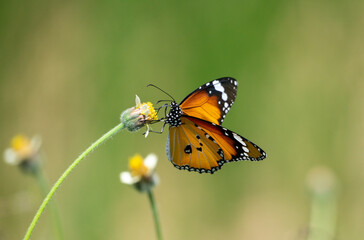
[120, 153, 159, 192]
[4, 134, 42, 173]
[306, 166, 337, 197]
[120, 95, 158, 137]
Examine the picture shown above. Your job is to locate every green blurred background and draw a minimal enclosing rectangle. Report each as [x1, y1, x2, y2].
[1, 0, 363, 239]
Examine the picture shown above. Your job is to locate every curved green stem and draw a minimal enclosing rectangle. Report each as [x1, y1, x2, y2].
[23, 122, 125, 240]
[35, 169, 64, 240]
[147, 189, 163, 240]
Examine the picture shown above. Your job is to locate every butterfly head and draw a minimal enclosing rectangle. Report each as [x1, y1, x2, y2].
[165, 101, 183, 127]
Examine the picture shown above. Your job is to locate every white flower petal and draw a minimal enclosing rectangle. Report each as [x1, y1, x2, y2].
[31, 135, 42, 152]
[4, 149, 19, 165]
[120, 172, 139, 185]
[144, 153, 158, 171]
[135, 95, 141, 107]
[152, 173, 159, 186]
[144, 125, 150, 138]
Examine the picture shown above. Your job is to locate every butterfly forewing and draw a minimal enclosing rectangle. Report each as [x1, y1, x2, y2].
[180, 77, 238, 125]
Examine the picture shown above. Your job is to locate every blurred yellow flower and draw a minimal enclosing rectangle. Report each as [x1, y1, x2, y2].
[120, 153, 159, 192]
[4, 134, 42, 173]
[120, 95, 158, 137]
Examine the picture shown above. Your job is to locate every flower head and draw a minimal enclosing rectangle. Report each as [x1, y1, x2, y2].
[120, 153, 159, 192]
[306, 166, 337, 197]
[120, 95, 158, 136]
[4, 134, 42, 173]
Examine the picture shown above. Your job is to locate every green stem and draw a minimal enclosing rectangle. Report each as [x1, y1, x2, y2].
[147, 189, 163, 240]
[35, 169, 64, 240]
[307, 192, 337, 240]
[23, 122, 125, 240]
[306, 167, 337, 240]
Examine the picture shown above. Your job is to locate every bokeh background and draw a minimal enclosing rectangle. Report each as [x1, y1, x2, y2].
[1, 0, 363, 239]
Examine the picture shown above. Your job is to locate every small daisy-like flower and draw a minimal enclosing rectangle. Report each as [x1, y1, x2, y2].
[120, 95, 158, 137]
[120, 153, 159, 192]
[4, 134, 42, 173]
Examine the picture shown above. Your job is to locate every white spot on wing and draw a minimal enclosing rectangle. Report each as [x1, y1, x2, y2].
[222, 92, 228, 101]
[233, 133, 247, 146]
[214, 82, 225, 93]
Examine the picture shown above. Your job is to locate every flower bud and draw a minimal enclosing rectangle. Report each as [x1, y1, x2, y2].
[120, 95, 158, 133]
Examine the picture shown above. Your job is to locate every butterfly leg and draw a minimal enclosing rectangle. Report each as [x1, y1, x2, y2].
[164, 104, 169, 117]
[155, 103, 169, 115]
[142, 122, 167, 135]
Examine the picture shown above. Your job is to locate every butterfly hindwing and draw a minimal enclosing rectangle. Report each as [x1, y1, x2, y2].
[166, 116, 266, 174]
[167, 116, 225, 173]
[179, 77, 238, 125]
[185, 116, 266, 163]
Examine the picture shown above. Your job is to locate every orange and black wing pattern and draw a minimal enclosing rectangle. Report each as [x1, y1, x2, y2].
[179, 77, 237, 125]
[166, 116, 266, 174]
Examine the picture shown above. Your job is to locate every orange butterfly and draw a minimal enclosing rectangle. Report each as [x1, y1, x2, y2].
[157, 77, 266, 174]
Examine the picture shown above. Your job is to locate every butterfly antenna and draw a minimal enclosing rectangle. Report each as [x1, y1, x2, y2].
[147, 84, 175, 102]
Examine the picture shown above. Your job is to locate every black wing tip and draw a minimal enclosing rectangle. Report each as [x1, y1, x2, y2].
[216, 76, 236, 80]
[199, 77, 238, 89]
[212, 77, 238, 84]
[259, 151, 267, 160]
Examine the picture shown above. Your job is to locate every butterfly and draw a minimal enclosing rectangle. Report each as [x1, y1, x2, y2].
[157, 77, 266, 174]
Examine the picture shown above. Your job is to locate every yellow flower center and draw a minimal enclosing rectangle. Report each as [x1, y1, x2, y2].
[145, 102, 158, 120]
[10, 135, 33, 157]
[138, 102, 158, 121]
[11, 135, 31, 151]
[129, 154, 149, 177]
